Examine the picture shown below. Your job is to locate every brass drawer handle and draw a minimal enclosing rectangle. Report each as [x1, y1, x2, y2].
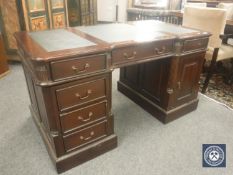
[167, 88, 174, 94]
[80, 131, 95, 141]
[72, 63, 90, 74]
[123, 51, 137, 60]
[78, 112, 93, 122]
[154, 46, 166, 55]
[197, 42, 202, 47]
[75, 89, 92, 100]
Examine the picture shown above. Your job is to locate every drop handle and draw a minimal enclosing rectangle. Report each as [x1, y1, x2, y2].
[72, 63, 90, 74]
[154, 46, 166, 55]
[75, 89, 92, 100]
[123, 51, 137, 60]
[78, 112, 93, 122]
[80, 131, 95, 141]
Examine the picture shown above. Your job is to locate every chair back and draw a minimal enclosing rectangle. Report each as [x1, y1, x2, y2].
[185, 2, 207, 8]
[218, 3, 233, 20]
[183, 7, 227, 48]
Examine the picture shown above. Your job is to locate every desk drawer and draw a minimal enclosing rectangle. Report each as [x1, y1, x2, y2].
[63, 121, 107, 152]
[51, 55, 106, 81]
[60, 101, 107, 133]
[112, 40, 173, 65]
[183, 38, 208, 52]
[56, 78, 106, 111]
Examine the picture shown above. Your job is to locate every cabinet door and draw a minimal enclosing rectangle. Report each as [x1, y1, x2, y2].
[25, 0, 50, 31]
[50, 0, 67, 29]
[119, 65, 141, 89]
[140, 58, 171, 108]
[119, 58, 171, 108]
[173, 53, 205, 106]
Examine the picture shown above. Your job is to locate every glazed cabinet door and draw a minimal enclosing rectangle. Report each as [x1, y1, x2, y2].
[67, 0, 81, 26]
[80, 0, 97, 25]
[173, 53, 205, 107]
[67, 0, 97, 27]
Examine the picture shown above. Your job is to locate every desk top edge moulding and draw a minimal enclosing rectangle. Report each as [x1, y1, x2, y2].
[15, 21, 210, 60]
[14, 21, 211, 173]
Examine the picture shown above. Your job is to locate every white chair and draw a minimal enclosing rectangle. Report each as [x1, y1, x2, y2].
[218, 3, 233, 20]
[183, 7, 233, 93]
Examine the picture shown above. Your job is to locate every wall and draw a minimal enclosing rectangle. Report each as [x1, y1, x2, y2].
[118, 0, 128, 22]
[97, 0, 128, 22]
[97, 0, 116, 22]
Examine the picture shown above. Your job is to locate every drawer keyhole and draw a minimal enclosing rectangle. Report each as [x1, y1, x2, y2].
[80, 131, 95, 141]
[78, 112, 93, 122]
[72, 63, 90, 74]
[177, 82, 181, 89]
[75, 89, 92, 100]
[154, 46, 166, 55]
[123, 51, 137, 60]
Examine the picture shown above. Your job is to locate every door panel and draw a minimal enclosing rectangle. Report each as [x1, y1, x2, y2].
[141, 58, 171, 107]
[50, 0, 67, 29]
[120, 65, 140, 89]
[174, 53, 205, 106]
[25, 0, 50, 31]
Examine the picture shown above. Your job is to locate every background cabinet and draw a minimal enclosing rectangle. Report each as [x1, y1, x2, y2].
[0, 0, 21, 54]
[0, 0, 98, 56]
[22, 0, 67, 31]
[67, 0, 97, 27]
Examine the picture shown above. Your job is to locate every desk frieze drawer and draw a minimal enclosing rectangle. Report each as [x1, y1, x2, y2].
[51, 54, 107, 81]
[112, 40, 173, 66]
[56, 78, 107, 111]
[63, 121, 108, 152]
[183, 38, 208, 53]
[60, 101, 107, 134]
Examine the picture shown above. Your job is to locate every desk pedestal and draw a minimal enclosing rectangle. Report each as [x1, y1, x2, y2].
[118, 52, 205, 123]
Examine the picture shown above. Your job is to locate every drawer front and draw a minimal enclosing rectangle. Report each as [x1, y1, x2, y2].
[51, 54, 107, 81]
[183, 38, 208, 52]
[112, 40, 173, 65]
[60, 101, 107, 133]
[63, 121, 107, 152]
[56, 78, 106, 111]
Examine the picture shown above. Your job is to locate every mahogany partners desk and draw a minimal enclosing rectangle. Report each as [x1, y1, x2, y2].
[15, 21, 210, 173]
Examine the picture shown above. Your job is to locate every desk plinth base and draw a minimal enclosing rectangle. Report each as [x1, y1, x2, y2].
[30, 106, 118, 174]
[117, 81, 198, 124]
